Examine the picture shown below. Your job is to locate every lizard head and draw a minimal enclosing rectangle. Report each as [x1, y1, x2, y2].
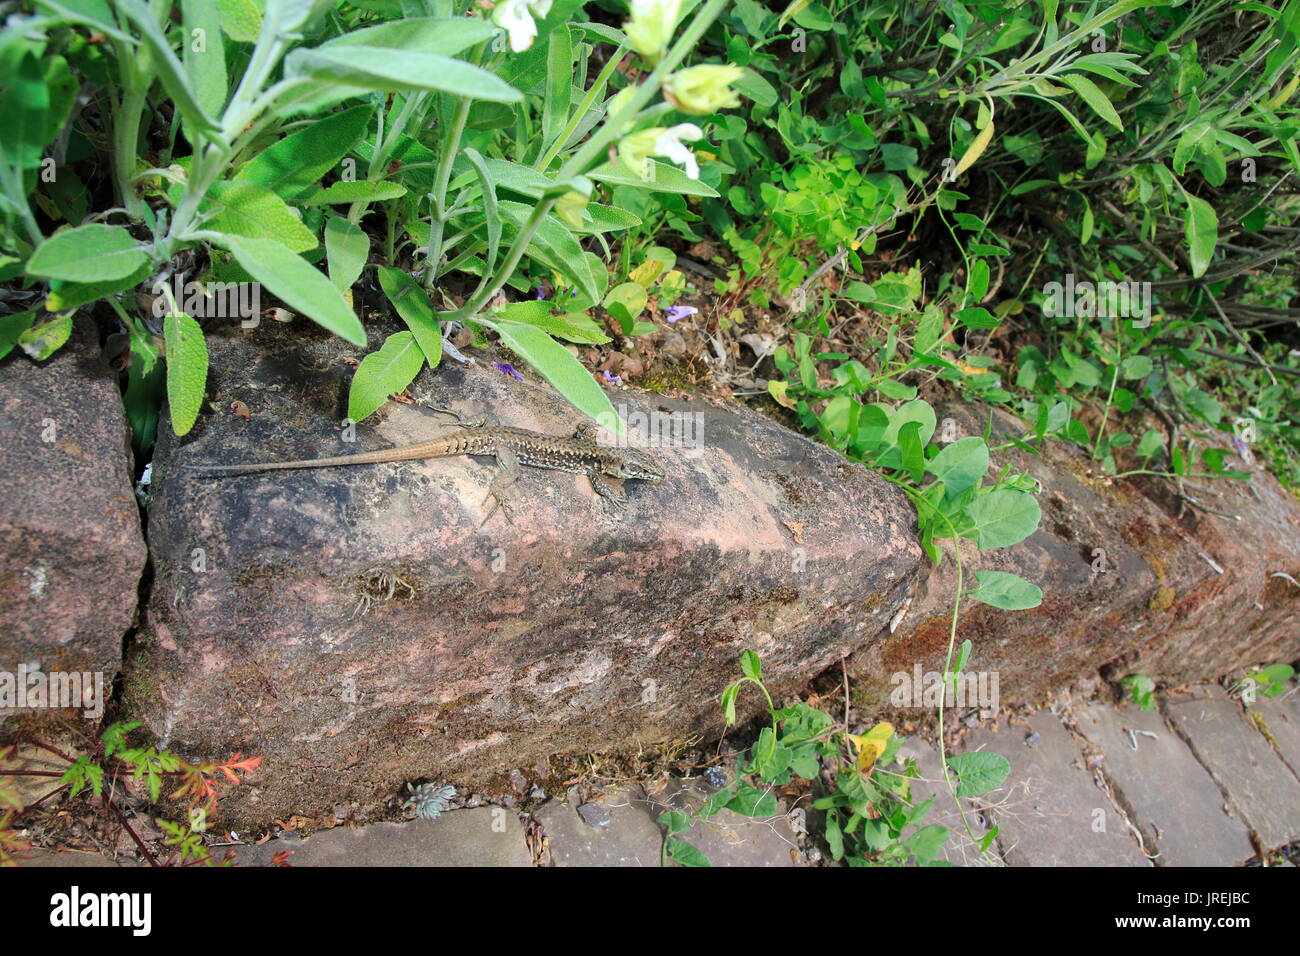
[612, 452, 664, 482]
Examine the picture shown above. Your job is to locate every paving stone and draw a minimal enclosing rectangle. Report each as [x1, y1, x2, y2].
[537, 782, 803, 867]
[962, 712, 1149, 867]
[535, 789, 663, 867]
[646, 781, 800, 867]
[15, 849, 136, 867]
[1073, 702, 1252, 866]
[227, 807, 532, 866]
[896, 738, 1001, 866]
[1248, 688, 1300, 779]
[1167, 697, 1300, 849]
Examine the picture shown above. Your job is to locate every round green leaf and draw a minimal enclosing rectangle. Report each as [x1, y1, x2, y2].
[967, 570, 1043, 610]
[926, 436, 989, 498]
[966, 488, 1041, 550]
[946, 751, 1011, 798]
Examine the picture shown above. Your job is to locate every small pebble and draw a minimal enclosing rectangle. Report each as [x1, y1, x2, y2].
[1024, 731, 1041, 748]
[577, 803, 611, 828]
[528, 784, 546, 800]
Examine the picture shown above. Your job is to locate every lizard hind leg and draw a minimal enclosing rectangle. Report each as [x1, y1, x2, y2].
[479, 443, 521, 527]
[425, 403, 486, 429]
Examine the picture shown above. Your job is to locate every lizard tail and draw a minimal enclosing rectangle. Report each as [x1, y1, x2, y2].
[185, 441, 449, 475]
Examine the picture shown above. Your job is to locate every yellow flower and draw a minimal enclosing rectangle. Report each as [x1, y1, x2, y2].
[625, 0, 682, 64]
[664, 64, 744, 115]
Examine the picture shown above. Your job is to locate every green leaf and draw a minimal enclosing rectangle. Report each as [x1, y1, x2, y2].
[117, 0, 221, 139]
[288, 47, 523, 103]
[1183, 192, 1218, 278]
[664, 837, 712, 867]
[966, 570, 1043, 610]
[462, 149, 501, 275]
[1136, 428, 1165, 460]
[376, 266, 442, 367]
[498, 201, 599, 302]
[164, 311, 209, 437]
[235, 104, 374, 200]
[182, 0, 227, 118]
[347, 331, 424, 422]
[0, 311, 37, 360]
[493, 302, 610, 345]
[0, 50, 53, 172]
[1058, 72, 1124, 130]
[541, 24, 572, 154]
[18, 314, 73, 361]
[587, 161, 721, 197]
[725, 783, 778, 817]
[26, 224, 149, 283]
[1121, 355, 1152, 379]
[898, 420, 925, 482]
[740, 649, 761, 680]
[325, 215, 369, 292]
[302, 181, 408, 206]
[966, 488, 1041, 550]
[734, 67, 778, 107]
[213, 0, 261, 41]
[489, 321, 622, 435]
[201, 181, 318, 252]
[216, 236, 366, 346]
[44, 260, 153, 312]
[603, 281, 648, 331]
[926, 436, 989, 497]
[946, 752, 1010, 798]
[319, 16, 496, 56]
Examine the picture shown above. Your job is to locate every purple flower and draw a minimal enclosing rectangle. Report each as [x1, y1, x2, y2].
[1231, 435, 1249, 457]
[601, 370, 622, 385]
[494, 362, 524, 382]
[664, 305, 697, 324]
[534, 285, 549, 300]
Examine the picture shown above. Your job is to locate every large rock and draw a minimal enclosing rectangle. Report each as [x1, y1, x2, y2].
[0, 315, 145, 697]
[849, 403, 1300, 712]
[124, 317, 919, 829]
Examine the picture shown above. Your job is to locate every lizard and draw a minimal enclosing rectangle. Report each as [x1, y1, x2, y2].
[184, 417, 664, 524]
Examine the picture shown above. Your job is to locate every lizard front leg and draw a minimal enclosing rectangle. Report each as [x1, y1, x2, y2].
[587, 469, 626, 510]
[480, 443, 521, 526]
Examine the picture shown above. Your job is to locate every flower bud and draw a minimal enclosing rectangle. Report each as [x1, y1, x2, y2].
[664, 64, 744, 115]
[625, 0, 682, 65]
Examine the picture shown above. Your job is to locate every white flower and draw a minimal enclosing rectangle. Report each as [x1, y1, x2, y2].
[618, 123, 706, 180]
[626, 0, 682, 64]
[653, 123, 704, 179]
[493, 0, 552, 53]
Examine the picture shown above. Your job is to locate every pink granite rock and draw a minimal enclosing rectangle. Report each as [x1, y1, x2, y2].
[124, 317, 920, 829]
[0, 315, 145, 687]
[850, 403, 1300, 712]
